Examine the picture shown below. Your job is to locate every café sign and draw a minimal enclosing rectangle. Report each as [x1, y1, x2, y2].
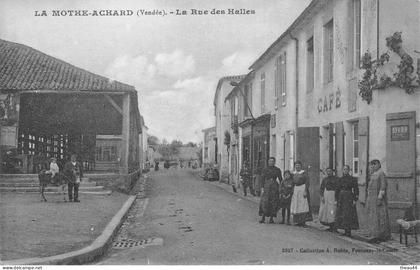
[317, 89, 341, 113]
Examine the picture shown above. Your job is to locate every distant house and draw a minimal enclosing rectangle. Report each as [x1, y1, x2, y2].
[202, 127, 216, 166]
[176, 146, 200, 167]
[213, 75, 246, 182]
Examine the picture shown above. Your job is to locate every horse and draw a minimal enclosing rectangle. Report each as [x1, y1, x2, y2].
[38, 170, 69, 202]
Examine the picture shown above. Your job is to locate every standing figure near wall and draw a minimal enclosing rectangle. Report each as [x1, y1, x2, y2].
[258, 157, 282, 224]
[365, 159, 391, 243]
[254, 162, 263, 196]
[318, 167, 338, 232]
[335, 165, 359, 237]
[240, 161, 255, 196]
[290, 161, 313, 227]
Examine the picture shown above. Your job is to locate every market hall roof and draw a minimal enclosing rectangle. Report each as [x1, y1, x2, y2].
[0, 39, 135, 93]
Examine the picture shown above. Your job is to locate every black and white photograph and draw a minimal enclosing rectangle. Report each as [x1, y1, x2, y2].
[0, 0, 419, 267]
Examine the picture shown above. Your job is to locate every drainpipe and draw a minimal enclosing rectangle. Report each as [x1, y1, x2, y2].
[290, 33, 299, 163]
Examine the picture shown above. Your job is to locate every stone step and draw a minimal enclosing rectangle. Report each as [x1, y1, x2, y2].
[12, 190, 113, 196]
[0, 185, 105, 192]
[0, 174, 90, 183]
[0, 174, 39, 180]
[0, 181, 97, 188]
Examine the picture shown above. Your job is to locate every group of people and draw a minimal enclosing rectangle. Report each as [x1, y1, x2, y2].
[319, 159, 391, 242]
[240, 157, 391, 243]
[42, 154, 84, 202]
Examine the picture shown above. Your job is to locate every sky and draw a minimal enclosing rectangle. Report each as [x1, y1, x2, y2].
[0, 0, 311, 143]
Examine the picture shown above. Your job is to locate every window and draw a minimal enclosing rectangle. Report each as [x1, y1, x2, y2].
[260, 72, 265, 113]
[96, 145, 118, 162]
[348, 0, 361, 70]
[332, 125, 336, 171]
[354, 0, 361, 67]
[352, 122, 359, 176]
[307, 37, 314, 92]
[234, 96, 239, 116]
[324, 19, 334, 83]
[279, 53, 287, 106]
[230, 97, 235, 123]
[102, 147, 111, 161]
[289, 132, 294, 171]
[204, 147, 208, 159]
[95, 147, 101, 161]
[244, 83, 252, 118]
[274, 57, 280, 108]
[244, 84, 249, 117]
[274, 54, 286, 107]
[271, 135, 276, 158]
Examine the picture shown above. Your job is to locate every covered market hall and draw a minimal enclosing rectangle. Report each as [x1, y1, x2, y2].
[0, 39, 143, 177]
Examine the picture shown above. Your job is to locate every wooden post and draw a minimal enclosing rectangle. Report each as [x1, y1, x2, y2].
[120, 93, 130, 174]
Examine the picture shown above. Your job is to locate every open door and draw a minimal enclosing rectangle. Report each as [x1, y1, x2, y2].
[297, 127, 320, 212]
[386, 111, 416, 231]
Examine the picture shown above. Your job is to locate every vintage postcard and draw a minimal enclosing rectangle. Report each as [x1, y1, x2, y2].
[0, 0, 419, 268]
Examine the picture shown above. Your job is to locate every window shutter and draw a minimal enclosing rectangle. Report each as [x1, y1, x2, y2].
[358, 117, 369, 203]
[282, 53, 287, 106]
[335, 121, 344, 177]
[274, 57, 278, 108]
[328, 123, 334, 169]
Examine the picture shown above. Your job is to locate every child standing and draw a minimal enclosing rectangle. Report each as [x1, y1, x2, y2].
[279, 170, 294, 224]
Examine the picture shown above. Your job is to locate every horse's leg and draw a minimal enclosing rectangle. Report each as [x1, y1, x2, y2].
[62, 184, 67, 201]
[40, 185, 47, 202]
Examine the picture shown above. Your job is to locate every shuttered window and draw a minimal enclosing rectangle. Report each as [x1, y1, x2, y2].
[244, 83, 253, 117]
[260, 72, 266, 113]
[353, 122, 359, 176]
[307, 37, 314, 92]
[276, 52, 287, 107]
[324, 19, 334, 83]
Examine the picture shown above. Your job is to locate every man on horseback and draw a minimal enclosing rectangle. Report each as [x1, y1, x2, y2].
[64, 154, 83, 202]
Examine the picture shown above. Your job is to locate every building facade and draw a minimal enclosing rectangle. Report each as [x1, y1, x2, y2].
[218, 0, 420, 231]
[214, 75, 245, 182]
[202, 127, 216, 167]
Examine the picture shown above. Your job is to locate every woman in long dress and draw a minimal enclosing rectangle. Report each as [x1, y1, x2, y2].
[366, 159, 391, 242]
[290, 161, 313, 227]
[335, 165, 359, 237]
[259, 157, 282, 224]
[318, 167, 338, 232]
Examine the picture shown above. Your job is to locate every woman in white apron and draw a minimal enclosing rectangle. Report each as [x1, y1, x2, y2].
[318, 167, 338, 232]
[290, 161, 313, 226]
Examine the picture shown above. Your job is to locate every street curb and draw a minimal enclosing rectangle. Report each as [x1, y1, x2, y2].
[1, 195, 137, 265]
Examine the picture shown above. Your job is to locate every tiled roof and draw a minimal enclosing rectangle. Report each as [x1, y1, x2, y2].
[0, 39, 135, 92]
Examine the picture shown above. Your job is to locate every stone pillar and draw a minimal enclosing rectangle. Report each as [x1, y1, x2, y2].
[120, 93, 130, 174]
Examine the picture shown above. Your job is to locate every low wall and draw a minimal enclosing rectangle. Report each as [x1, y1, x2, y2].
[87, 170, 141, 194]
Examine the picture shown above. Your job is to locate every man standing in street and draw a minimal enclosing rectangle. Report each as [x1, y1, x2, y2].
[64, 154, 83, 202]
